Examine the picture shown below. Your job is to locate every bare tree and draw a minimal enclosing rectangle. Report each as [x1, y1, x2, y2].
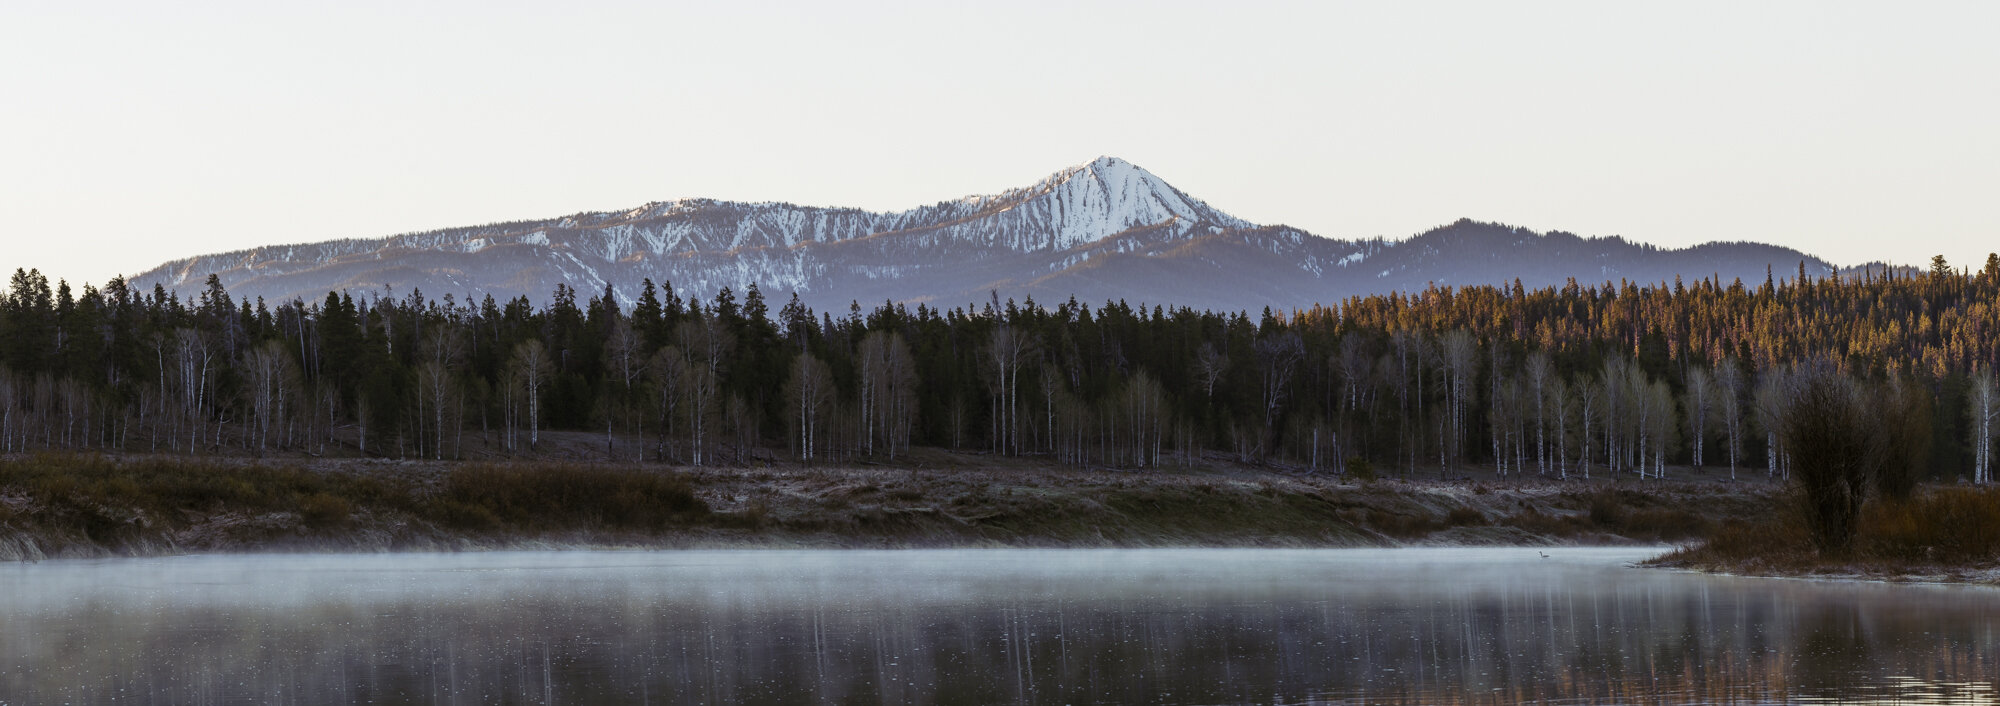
[1577, 378, 1601, 479]
[1489, 373, 1521, 477]
[1630, 369, 1658, 479]
[606, 316, 644, 395]
[603, 316, 646, 460]
[498, 365, 521, 453]
[647, 346, 686, 462]
[1599, 357, 1627, 475]
[311, 380, 340, 456]
[724, 393, 758, 464]
[0, 366, 15, 453]
[55, 376, 87, 449]
[1333, 334, 1373, 473]
[675, 316, 732, 467]
[1194, 342, 1229, 400]
[1548, 376, 1572, 478]
[1039, 364, 1063, 454]
[170, 328, 215, 453]
[1121, 369, 1167, 468]
[1523, 350, 1553, 476]
[876, 332, 917, 459]
[858, 332, 911, 457]
[241, 340, 297, 455]
[1255, 331, 1306, 456]
[1382, 330, 1422, 475]
[1713, 359, 1746, 479]
[985, 323, 1037, 456]
[1647, 380, 1674, 478]
[420, 325, 465, 459]
[414, 361, 445, 458]
[1971, 364, 1998, 484]
[1436, 330, 1478, 474]
[785, 352, 835, 462]
[1754, 366, 1792, 480]
[1684, 366, 1713, 473]
[1488, 345, 1513, 476]
[510, 339, 552, 450]
[30, 375, 53, 448]
[1334, 334, 1373, 413]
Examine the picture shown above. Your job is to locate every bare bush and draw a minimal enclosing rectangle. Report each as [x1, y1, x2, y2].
[1782, 361, 1881, 555]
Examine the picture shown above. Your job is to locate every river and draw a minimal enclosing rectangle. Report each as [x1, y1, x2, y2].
[2, 548, 1996, 704]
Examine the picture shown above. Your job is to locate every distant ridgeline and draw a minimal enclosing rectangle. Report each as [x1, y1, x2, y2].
[1, 255, 1997, 481]
[126, 157, 1847, 317]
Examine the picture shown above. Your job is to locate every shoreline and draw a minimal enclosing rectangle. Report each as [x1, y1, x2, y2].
[0, 451, 1779, 563]
[1642, 492, 2000, 587]
[1644, 554, 2000, 587]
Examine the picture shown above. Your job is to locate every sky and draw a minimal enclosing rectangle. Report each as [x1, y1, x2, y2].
[2, 1, 1996, 288]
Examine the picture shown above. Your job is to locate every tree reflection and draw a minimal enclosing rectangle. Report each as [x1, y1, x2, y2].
[0, 550, 1997, 704]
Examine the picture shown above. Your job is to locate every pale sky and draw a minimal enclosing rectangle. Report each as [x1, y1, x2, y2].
[3, 1, 1996, 288]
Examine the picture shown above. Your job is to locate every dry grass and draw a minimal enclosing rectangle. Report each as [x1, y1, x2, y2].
[0, 453, 412, 548]
[1858, 488, 2000, 565]
[1651, 486, 2000, 579]
[0, 453, 713, 558]
[0, 451, 1784, 560]
[436, 464, 707, 531]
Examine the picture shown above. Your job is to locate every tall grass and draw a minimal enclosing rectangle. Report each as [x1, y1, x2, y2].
[1658, 486, 2000, 570]
[1861, 488, 2000, 563]
[436, 464, 707, 531]
[0, 454, 709, 550]
[0, 453, 410, 545]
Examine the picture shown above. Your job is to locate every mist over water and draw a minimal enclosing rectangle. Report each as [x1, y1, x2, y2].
[2, 548, 1998, 704]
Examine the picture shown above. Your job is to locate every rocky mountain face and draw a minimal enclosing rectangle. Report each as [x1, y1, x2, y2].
[132, 157, 1832, 314]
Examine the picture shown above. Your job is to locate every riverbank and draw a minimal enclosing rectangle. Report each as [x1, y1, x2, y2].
[1643, 485, 2000, 585]
[0, 451, 1782, 561]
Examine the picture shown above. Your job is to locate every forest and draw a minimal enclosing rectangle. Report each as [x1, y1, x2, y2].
[0, 255, 1997, 484]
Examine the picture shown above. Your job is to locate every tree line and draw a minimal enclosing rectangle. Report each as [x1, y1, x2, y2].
[1, 253, 1997, 481]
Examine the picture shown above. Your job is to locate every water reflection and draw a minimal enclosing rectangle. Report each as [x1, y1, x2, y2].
[1, 548, 1998, 704]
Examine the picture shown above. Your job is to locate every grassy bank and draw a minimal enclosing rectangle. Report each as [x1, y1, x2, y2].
[0, 452, 1780, 561]
[1646, 486, 2000, 583]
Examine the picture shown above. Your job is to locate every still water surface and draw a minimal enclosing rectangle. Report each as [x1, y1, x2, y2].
[2, 548, 1998, 704]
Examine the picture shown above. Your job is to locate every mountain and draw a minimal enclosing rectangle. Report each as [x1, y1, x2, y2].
[131, 157, 1834, 314]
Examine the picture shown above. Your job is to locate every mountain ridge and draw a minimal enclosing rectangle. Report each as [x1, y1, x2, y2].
[131, 157, 1835, 313]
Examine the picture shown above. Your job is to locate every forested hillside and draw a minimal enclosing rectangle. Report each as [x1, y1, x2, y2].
[3, 255, 1998, 482]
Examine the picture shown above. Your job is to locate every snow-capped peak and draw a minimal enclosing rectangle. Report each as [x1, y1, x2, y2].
[942, 156, 1250, 251]
[1039, 156, 1243, 223]
[132, 155, 1277, 303]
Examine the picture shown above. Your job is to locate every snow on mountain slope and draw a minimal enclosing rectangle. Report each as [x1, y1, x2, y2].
[891, 156, 1252, 251]
[129, 159, 1830, 315]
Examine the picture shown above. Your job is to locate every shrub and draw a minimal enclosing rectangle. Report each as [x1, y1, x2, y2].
[1622, 509, 1710, 541]
[1783, 362, 1878, 555]
[1346, 458, 1376, 483]
[1873, 378, 1933, 500]
[299, 492, 352, 529]
[1365, 509, 1435, 537]
[1587, 492, 1627, 529]
[1502, 507, 1578, 538]
[0, 454, 411, 522]
[1445, 507, 1486, 526]
[1862, 488, 2000, 563]
[436, 464, 708, 532]
[435, 500, 500, 531]
[1681, 519, 1809, 562]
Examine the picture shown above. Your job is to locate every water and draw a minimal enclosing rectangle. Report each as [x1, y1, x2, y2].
[1, 548, 1997, 705]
